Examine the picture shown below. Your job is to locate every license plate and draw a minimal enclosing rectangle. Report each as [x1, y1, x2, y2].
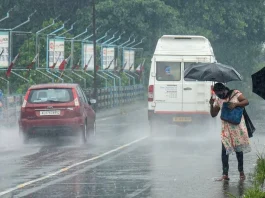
[173, 117, 192, 122]
[40, 110, 60, 116]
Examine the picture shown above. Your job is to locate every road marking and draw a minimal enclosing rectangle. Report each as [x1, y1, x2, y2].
[0, 136, 148, 197]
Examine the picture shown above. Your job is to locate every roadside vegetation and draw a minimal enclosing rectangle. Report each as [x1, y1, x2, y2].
[228, 151, 265, 198]
[1, 0, 265, 98]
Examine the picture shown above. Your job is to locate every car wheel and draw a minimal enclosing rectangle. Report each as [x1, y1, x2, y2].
[92, 121, 96, 136]
[82, 123, 88, 143]
[19, 128, 29, 144]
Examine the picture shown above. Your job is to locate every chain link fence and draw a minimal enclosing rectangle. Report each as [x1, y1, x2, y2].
[0, 84, 145, 127]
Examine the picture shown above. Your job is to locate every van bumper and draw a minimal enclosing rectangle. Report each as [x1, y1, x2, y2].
[148, 110, 211, 124]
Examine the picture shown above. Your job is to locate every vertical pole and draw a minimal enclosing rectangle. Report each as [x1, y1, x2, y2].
[7, 81, 10, 95]
[71, 39, 74, 68]
[9, 31, 12, 64]
[46, 35, 49, 69]
[92, 0, 97, 111]
[36, 33, 39, 67]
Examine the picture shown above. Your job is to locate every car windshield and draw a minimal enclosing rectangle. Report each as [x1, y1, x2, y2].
[28, 88, 73, 103]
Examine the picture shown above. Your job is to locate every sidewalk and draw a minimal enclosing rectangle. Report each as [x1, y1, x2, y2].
[96, 100, 146, 119]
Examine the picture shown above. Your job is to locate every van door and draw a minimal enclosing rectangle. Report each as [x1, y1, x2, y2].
[182, 62, 211, 113]
[154, 61, 182, 113]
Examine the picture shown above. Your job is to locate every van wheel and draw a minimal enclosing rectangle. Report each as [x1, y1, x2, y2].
[82, 123, 88, 143]
[150, 121, 159, 136]
[175, 124, 187, 137]
[198, 118, 217, 133]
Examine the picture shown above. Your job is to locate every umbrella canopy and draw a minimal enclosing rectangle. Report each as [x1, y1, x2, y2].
[251, 67, 265, 100]
[184, 62, 242, 83]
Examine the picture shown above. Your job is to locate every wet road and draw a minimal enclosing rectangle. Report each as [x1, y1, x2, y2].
[0, 106, 264, 198]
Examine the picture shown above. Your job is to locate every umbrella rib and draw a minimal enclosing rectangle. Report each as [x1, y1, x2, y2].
[194, 63, 211, 81]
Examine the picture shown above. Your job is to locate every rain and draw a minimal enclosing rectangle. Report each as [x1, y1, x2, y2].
[0, 1, 265, 198]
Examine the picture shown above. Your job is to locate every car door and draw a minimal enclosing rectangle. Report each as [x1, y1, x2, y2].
[78, 86, 95, 125]
[76, 86, 87, 118]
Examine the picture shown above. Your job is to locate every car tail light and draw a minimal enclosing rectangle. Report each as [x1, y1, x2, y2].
[72, 88, 80, 107]
[148, 85, 154, 102]
[22, 90, 30, 108]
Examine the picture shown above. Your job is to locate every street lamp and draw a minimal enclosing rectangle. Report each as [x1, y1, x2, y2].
[92, 0, 97, 110]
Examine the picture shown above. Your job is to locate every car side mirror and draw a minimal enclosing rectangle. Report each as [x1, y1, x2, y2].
[151, 72, 156, 77]
[90, 99, 96, 104]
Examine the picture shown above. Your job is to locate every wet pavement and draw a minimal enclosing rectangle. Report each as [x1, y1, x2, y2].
[0, 103, 264, 198]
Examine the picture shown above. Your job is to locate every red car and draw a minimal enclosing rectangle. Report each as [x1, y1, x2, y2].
[18, 83, 96, 143]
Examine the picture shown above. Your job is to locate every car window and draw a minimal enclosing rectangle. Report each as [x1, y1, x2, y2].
[76, 87, 85, 103]
[184, 62, 196, 81]
[28, 88, 73, 103]
[156, 62, 181, 81]
[80, 88, 88, 104]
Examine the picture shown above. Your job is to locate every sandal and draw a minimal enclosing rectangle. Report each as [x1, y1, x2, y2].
[222, 175, 230, 181]
[215, 175, 230, 181]
[240, 172, 246, 180]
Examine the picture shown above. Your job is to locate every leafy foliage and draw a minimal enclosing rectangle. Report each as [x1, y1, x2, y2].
[0, 0, 265, 95]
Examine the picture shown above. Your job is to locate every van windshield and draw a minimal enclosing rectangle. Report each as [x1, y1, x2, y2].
[184, 62, 196, 81]
[156, 62, 181, 81]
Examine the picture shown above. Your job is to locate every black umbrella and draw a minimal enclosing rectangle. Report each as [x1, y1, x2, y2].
[251, 67, 265, 100]
[184, 62, 242, 83]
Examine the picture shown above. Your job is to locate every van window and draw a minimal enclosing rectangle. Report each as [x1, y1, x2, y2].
[184, 62, 196, 81]
[156, 62, 181, 81]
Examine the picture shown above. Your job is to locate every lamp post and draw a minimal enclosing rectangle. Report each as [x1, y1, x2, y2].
[92, 0, 97, 111]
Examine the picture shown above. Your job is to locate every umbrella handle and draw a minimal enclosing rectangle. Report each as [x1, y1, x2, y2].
[211, 85, 214, 96]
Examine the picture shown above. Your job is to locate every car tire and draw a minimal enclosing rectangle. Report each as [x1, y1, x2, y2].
[19, 129, 29, 144]
[92, 121, 96, 136]
[81, 123, 88, 143]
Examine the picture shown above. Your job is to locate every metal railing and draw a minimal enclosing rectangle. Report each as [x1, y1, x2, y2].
[0, 95, 23, 126]
[84, 84, 144, 110]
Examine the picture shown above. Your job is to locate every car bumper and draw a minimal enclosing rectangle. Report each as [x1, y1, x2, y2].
[19, 117, 84, 135]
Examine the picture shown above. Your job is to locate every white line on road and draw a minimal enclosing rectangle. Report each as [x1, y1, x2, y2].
[0, 136, 148, 197]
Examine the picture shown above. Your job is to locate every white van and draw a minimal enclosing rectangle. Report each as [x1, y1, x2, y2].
[148, 35, 216, 133]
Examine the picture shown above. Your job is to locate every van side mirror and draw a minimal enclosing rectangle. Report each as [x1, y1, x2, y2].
[151, 72, 156, 77]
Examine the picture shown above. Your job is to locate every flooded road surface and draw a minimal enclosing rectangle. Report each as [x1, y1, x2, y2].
[0, 106, 264, 198]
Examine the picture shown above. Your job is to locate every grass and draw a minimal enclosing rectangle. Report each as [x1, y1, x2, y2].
[254, 153, 265, 188]
[228, 149, 265, 198]
[243, 186, 265, 198]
